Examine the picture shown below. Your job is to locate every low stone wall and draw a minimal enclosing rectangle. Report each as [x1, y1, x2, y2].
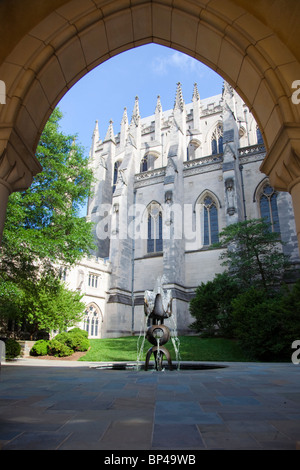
[18, 341, 35, 357]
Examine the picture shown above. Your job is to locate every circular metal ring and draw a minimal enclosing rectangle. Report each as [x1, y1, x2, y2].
[146, 324, 170, 346]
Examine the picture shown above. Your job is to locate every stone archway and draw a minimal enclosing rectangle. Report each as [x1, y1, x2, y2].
[1, 0, 300, 245]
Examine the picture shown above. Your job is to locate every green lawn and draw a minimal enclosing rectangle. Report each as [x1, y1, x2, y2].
[79, 336, 251, 362]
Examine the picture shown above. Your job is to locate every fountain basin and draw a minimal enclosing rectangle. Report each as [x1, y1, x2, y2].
[91, 362, 228, 371]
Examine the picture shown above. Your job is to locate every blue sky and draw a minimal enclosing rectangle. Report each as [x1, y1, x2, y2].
[57, 43, 224, 156]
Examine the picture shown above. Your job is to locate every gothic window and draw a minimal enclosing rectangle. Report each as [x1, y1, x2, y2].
[256, 126, 264, 145]
[84, 304, 102, 338]
[259, 184, 280, 233]
[147, 203, 163, 253]
[211, 124, 223, 155]
[113, 160, 121, 193]
[203, 196, 219, 245]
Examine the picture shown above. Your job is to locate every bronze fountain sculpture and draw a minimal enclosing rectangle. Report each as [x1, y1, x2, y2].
[143, 278, 173, 371]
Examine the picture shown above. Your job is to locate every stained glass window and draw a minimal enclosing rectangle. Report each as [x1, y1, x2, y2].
[147, 204, 163, 253]
[259, 184, 280, 233]
[203, 196, 219, 245]
[112, 160, 121, 193]
[211, 124, 223, 155]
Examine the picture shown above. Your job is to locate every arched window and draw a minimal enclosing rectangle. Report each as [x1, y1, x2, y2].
[259, 184, 280, 233]
[112, 160, 121, 193]
[84, 303, 102, 338]
[211, 124, 223, 155]
[147, 202, 163, 253]
[202, 196, 219, 245]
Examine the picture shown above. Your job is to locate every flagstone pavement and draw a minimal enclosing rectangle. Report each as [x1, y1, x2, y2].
[0, 358, 300, 450]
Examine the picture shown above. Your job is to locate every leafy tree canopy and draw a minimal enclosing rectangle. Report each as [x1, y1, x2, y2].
[0, 108, 95, 337]
[1, 107, 95, 281]
[215, 218, 291, 291]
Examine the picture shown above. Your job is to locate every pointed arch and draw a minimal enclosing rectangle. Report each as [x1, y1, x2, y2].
[210, 122, 223, 155]
[254, 179, 280, 233]
[195, 190, 221, 247]
[83, 302, 103, 338]
[112, 160, 122, 193]
[145, 201, 163, 253]
[194, 189, 222, 212]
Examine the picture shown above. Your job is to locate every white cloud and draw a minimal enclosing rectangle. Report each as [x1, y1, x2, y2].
[151, 51, 205, 76]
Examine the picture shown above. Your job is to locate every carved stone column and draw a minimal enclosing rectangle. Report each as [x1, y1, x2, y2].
[0, 129, 42, 243]
[260, 124, 300, 251]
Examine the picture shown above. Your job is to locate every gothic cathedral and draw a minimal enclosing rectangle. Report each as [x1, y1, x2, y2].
[66, 82, 299, 338]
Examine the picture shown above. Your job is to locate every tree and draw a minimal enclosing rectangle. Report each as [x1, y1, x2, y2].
[231, 282, 300, 360]
[1, 107, 95, 278]
[22, 276, 85, 339]
[189, 272, 240, 337]
[216, 218, 291, 291]
[0, 108, 94, 337]
[0, 275, 85, 340]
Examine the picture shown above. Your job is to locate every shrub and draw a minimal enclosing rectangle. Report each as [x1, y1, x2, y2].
[68, 328, 88, 338]
[66, 330, 89, 351]
[30, 339, 49, 356]
[5, 339, 21, 359]
[47, 339, 73, 357]
[54, 332, 69, 345]
[189, 272, 240, 337]
[231, 286, 300, 361]
[54, 328, 89, 352]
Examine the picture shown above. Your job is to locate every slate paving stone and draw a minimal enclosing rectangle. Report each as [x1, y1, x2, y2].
[98, 419, 153, 450]
[57, 432, 107, 450]
[155, 400, 222, 425]
[216, 396, 262, 406]
[1, 361, 300, 450]
[58, 413, 111, 438]
[48, 399, 113, 411]
[2, 431, 71, 450]
[152, 423, 205, 449]
[200, 431, 261, 450]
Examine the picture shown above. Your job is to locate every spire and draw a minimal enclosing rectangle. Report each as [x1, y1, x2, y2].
[192, 83, 201, 133]
[155, 95, 162, 114]
[174, 82, 184, 111]
[121, 107, 128, 126]
[192, 83, 200, 102]
[131, 96, 140, 126]
[120, 108, 128, 148]
[104, 119, 115, 143]
[155, 96, 162, 143]
[93, 120, 99, 141]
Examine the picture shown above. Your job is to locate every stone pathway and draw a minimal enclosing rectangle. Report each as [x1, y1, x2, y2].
[0, 359, 300, 450]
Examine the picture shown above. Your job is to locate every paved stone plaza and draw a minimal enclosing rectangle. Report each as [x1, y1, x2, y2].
[0, 359, 300, 450]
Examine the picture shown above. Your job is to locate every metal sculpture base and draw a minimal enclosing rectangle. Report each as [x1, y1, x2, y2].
[144, 345, 173, 371]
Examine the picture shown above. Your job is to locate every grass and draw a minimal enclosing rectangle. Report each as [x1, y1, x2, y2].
[79, 336, 252, 362]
